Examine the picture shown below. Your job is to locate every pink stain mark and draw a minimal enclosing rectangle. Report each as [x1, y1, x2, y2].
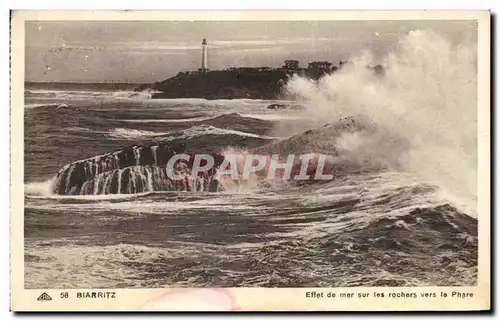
[217, 152, 332, 183]
[141, 288, 240, 311]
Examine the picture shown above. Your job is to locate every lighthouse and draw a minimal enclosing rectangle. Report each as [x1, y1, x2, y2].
[200, 38, 208, 72]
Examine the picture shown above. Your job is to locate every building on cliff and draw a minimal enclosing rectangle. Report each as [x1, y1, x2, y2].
[141, 38, 384, 99]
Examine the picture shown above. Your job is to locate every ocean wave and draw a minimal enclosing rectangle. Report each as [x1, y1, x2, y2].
[107, 128, 170, 139]
[108, 124, 277, 141]
[147, 98, 275, 106]
[25, 180, 54, 196]
[114, 112, 286, 124]
[176, 124, 277, 140]
[298, 172, 447, 215]
[25, 103, 70, 109]
[65, 127, 94, 133]
[25, 190, 150, 201]
[239, 113, 306, 121]
[25, 196, 259, 213]
[111, 91, 152, 99]
[25, 89, 152, 100]
[24, 242, 225, 288]
[24, 198, 477, 288]
[116, 116, 216, 123]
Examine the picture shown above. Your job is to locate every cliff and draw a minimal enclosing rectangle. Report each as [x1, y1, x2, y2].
[142, 63, 383, 100]
[144, 69, 290, 100]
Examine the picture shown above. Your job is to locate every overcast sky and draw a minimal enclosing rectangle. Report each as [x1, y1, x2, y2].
[25, 20, 477, 83]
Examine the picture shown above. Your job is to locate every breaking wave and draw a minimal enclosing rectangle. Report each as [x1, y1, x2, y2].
[284, 29, 478, 215]
[25, 180, 54, 196]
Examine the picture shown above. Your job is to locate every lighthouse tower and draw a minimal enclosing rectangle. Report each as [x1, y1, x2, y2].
[200, 38, 208, 72]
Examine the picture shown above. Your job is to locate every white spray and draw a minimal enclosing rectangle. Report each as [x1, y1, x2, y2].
[285, 29, 478, 213]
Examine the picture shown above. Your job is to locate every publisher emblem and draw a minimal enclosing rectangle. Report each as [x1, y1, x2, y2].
[37, 292, 52, 301]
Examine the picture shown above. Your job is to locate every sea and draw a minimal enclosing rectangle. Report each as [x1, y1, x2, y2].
[24, 30, 478, 288]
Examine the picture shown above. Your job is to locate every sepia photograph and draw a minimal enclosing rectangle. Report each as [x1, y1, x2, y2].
[10, 10, 490, 311]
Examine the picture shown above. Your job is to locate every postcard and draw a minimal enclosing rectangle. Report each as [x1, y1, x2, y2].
[10, 10, 490, 311]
